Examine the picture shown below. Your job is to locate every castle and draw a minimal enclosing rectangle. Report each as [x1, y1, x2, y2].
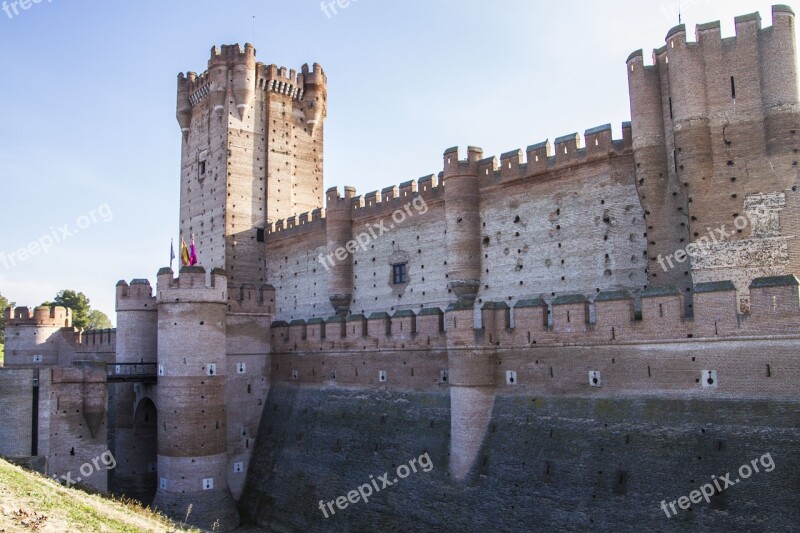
[1, 6, 799, 531]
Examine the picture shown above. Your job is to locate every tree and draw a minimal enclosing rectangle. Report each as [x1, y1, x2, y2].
[0, 292, 11, 345]
[53, 290, 92, 329]
[87, 309, 113, 330]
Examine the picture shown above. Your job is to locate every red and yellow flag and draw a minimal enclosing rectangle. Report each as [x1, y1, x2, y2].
[180, 237, 191, 266]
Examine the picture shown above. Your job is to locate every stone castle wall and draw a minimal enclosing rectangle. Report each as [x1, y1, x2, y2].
[265, 126, 654, 323]
[241, 385, 800, 532]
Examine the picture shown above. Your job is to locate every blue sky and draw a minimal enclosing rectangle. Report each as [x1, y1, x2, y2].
[0, 0, 794, 323]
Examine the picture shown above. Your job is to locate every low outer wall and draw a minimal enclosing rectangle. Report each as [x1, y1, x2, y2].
[241, 384, 800, 532]
[0, 369, 36, 458]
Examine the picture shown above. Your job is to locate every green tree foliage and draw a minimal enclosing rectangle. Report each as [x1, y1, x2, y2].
[87, 309, 113, 330]
[47, 290, 113, 330]
[53, 290, 92, 329]
[0, 292, 11, 344]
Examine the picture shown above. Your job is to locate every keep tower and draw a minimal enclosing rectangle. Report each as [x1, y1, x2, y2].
[176, 44, 327, 288]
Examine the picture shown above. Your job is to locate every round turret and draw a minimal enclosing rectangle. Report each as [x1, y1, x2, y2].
[176, 74, 192, 138]
[232, 43, 256, 119]
[208, 46, 228, 115]
[325, 187, 355, 315]
[443, 147, 483, 305]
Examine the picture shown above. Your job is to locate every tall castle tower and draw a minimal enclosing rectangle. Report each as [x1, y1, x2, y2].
[176, 44, 327, 288]
[628, 5, 799, 312]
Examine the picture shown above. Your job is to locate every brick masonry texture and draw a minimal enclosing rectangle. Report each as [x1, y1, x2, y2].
[0, 6, 799, 532]
[241, 385, 800, 532]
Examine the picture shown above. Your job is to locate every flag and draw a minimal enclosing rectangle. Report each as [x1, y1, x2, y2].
[180, 237, 191, 266]
[169, 239, 175, 270]
[190, 234, 198, 266]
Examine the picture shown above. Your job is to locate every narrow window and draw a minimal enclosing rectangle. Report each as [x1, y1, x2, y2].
[673, 150, 678, 173]
[730, 76, 736, 99]
[256, 228, 265, 242]
[392, 263, 407, 285]
[199, 160, 206, 176]
[669, 97, 673, 119]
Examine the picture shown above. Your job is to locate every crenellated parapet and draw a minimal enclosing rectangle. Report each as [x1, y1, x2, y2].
[116, 279, 157, 312]
[4, 305, 71, 328]
[156, 266, 227, 303]
[75, 329, 117, 354]
[266, 208, 327, 241]
[270, 276, 800, 353]
[271, 307, 447, 353]
[266, 120, 630, 241]
[227, 283, 276, 314]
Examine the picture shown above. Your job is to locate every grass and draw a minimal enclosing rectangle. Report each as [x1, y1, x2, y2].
[0, 344, 4, 366]
[0, 457, 201, 532]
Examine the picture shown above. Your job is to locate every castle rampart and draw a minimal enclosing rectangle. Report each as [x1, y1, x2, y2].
[269, 275, 800, 353]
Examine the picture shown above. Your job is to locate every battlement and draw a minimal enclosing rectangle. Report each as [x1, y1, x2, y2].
[266, 208, 327, 242]
[271, 276, 800, 352]
[267, 176, 442, 242]
[302, 63, 327, 86]
[256, 63, 303, 100]
[227, 283, 276, 314]
[116, 279, 157, 312]
[4, 305, 71, 328]
[75, 329, 117, 353]
[209, 43, 256, 66]
[177, 44, 324, 113]
[444, 123, 631, 187]
[156, 266, 227, 304]
[628, 5, 795, 68]
[268, 122, 631, 238]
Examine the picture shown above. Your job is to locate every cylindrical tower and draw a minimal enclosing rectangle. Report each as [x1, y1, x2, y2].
[176, 73, 193, 139]
[208, 46, 229, 116]
[761, 5, 799, 155]
[2, 306, 70, 367]
[111, 279, 158, 503]
[232, 43, 256, 119]
[301, 63, 327, 134]
[666, 24, 714, 216]
[325, 186, 355, 316]
[627, 49, 691, 294]
[443, 146, 483, 305]
[152, 266, 239, 531]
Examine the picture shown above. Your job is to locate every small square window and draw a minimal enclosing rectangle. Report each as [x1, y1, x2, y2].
[392, 263, 407, 285]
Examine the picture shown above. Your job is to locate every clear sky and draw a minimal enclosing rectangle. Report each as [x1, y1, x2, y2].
[0, 0, 795, 324]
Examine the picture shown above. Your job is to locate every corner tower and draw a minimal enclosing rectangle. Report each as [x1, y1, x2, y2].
[2, 306, 71, 367]
[177, 45, 327, 288]
[628, 5, 800, 311]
